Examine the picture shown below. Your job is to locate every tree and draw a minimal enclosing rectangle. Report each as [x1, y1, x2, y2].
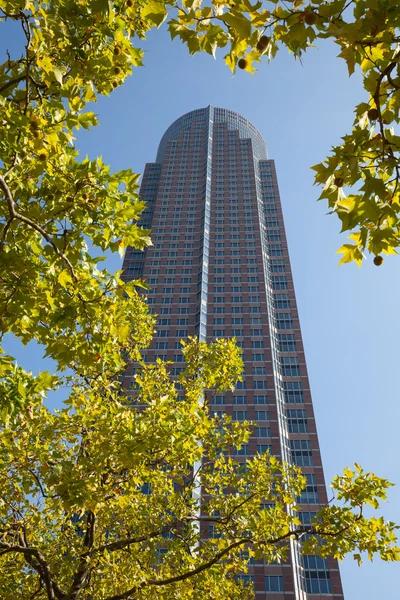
[2, 1, 400, 269]
[0, 340, 399, 599]
[0, 1, 399, 599]
[167, 0, 400, 265]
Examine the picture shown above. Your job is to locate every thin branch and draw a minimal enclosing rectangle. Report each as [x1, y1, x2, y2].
[83, 522, 179, 557]
[0, 174, 78, 280]
[28, 469, 49, 499]
[0, 74, 26, 95]
[0, 217, 14, 248]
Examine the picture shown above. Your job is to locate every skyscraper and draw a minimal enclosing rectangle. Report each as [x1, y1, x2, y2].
[122, 106, 344, 599]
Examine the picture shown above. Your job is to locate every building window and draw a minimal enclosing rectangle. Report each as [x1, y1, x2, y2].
[231, 317, 243, 324]
[298, 511, 318, 528]
[156, 330, 169, 337]
[232, 306, 243, 313]
[280, 356, 300, 376]
[254, 380, 267, 389]
[253, 366, 266, 375]
[256, 410, 268, 420]
[276, 313, 293, 330]
[232, 329, 244, 337]
[270, 259, 285, 272]
[254, 395, 268, 404]
[257, 443, 271, 453]
[278, 333, 296, 352]
[271, 275, 288, 290]
[297, 474, 319, 503]
[213, 329, 225, 337]
[172, 367, 184, 376]
[211, 395, 226, 405]
[249, 306, 261, 313]
[156, 342, 168, 349]
[283, 381, 304, 403]
[176, 329, 188, 337]
[304, 557, 332, 594]
[232, 395, 246, 404]
[265, 576, 284, 592]
[256, 426, 270, 437]
[264, 206, 277, 215]
[233, 411, 247, 421]
[251, 340, 264, 348]
[251, 328, 263, 336]
[286, 409, 308, 433]
[213, 317, 225, 325]
[290, 439, 313, 466]
[269, 245, 283, 256]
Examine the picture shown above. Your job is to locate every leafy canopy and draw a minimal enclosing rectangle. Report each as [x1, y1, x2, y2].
[169, 0, 400, 266]
[1, 338, 399, 599]
[2, 1, 400, 266]
[0, 1, 399, 599]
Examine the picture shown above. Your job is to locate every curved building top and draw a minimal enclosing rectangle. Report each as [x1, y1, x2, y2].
[156, 106, 267, 163]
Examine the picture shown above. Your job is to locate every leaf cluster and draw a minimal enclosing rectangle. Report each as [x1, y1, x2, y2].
[167, 0, 400, 264]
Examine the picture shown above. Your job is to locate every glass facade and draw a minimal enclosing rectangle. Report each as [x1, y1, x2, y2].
[122, 106, 344, 599]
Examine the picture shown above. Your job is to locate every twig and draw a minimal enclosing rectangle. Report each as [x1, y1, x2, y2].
[0, 74, 26, 95]
[0, 175, 78, 280]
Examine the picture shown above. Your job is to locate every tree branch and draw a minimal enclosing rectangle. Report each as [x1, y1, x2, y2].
[0, 541, 65, 600]
[103, 538, 251, 600]
[67, 511, 96, 600]
[102, 514, 367, 600]
[84, 521, 180, 557]
[28, 469, 49, 499]
[0, 74, 26, 95]
[0, 174, 78, 280]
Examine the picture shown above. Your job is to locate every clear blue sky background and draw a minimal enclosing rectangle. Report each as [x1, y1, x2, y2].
[2, 19, 399, 599]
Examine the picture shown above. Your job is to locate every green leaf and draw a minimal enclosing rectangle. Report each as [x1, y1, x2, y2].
[141, 2, 168, 28]
[57, 271, 73, 288]
[53, 67, 63, 84]
[222, 13, 252, 40]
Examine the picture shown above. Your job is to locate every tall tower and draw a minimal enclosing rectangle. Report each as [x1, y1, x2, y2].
[122, 107, 344, 599]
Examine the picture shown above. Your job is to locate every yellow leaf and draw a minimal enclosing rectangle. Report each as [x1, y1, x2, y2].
[58, 270, 73, 288]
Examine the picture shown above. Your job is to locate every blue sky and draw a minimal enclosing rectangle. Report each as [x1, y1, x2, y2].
[2, 19, 400, 599]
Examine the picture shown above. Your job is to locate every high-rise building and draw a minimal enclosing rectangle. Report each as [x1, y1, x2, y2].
[122, 107, 344, 599]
